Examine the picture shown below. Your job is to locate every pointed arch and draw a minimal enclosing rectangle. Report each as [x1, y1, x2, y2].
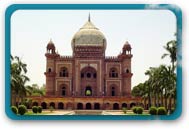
[109, 67, 118, 78]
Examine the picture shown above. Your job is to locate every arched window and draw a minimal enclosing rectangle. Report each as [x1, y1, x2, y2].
[94, 103, 100, 110]
[111, 87, 115, 96]
[41, 102, 47, 109]
[86, 103, 92, 110]
[58, 102, 64, 109]
[77, 103, 83, 109]
[109, 68, 118, 78]
[59, 67, 69, 77]
[126, 69, 129, 73]
[32, 102, 38, 106]
[85, 86, 92, 96]
[86, 73, 91, 78]
[113, 103, 119, 110]
[48, 68, 51, 72]
[50, 102, 55, 109]
[80, 66, 97, 80]
[122, 103, 127, 108]
[61, 87, 66, 96]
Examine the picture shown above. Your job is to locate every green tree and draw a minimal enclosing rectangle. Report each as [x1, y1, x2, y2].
[11, 56, 30, 106]
[162, 39, 177, 110]
[162, 40, 176, 70]
[132, 81, 150, 108]
[133, 64, 176, 110]
[25, 84, 45, 96]
[132, 37, 177, 111]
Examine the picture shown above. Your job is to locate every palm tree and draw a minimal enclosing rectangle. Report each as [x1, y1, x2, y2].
[133, 63, 176, 110]
[14, 56, 27, 74]
[161, 39, 177, 110]
[11, 56, 30, 106]
[145, 67, 157, 107]
[159, 65, 176, 110]
[162, 40, 176, 70]
[18, 75, 30, 103]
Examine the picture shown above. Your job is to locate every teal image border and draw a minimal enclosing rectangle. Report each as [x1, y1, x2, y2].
[5, 4, 182, 120]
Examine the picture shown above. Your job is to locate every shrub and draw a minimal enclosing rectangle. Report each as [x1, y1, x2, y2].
[49, 106, 54, 112]
[37, 106, 42, 113]
[32, 106, 38, 114]
[137, 107, 143, 114]
[18, 105, 27, 115]
[157, 107, 167, 115]
[132, 106, 144, 114]
[22, 98, 32, 108]
[149, 107, 157, 115]
[132, 107, 138, 114]
[11, 106, 18, 114]
[122, 107, 127, 114]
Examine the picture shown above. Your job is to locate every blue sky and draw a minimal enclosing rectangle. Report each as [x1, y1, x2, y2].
[11, 10, 176, 88]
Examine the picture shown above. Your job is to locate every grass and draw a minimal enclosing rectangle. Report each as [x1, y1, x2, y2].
[125, 112, 150, 115]
[24, 110, 151, 115]
[123, 110, 150, 115]
[25, 111, 51, 115]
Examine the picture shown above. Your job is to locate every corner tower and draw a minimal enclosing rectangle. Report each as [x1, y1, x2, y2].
[119, 41, 133, 97]
[44, 39, 59, 96]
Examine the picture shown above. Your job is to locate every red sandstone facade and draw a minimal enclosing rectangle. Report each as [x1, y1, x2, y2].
[45, 41, 133, 98]
[31, 16, 141, 110]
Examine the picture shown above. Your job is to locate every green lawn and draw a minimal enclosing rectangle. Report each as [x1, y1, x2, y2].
[125, 112, 150, 115]
[123, 110, 150, 115]
[24, 110, 151, 115]
[25, 111, 51, 115]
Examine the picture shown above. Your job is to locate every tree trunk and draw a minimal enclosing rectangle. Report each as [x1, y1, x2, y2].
[148, 85, 152, 108]
[173, 97, 176, 108]
[12, 93, 17, 106]
[144, 98, 147, 110]
[161, 92, 163, 106]
[11, 91, 17, 106]
[157, 92, 159, 107]
[148, 92, 151, 108]
[154, 93, 157, 106]
[165, 88, 168, 110]
[169, 96, 172, 110]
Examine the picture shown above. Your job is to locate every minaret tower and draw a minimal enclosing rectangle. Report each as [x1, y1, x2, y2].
[119, 41, 133, 97]
[44, 39, 59, 96]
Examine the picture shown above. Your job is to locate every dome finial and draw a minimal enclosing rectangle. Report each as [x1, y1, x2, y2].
[48, 38, 54, 44]
[88, 13, 91, 22]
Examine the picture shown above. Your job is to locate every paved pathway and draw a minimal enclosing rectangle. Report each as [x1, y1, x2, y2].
[42, 110, 127, 115]
[43, 110, 75, 115]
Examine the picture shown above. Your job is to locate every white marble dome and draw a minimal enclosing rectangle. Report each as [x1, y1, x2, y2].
[71, 17, 107, 50]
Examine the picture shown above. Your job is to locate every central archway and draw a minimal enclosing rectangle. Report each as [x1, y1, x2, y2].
[85, 86, 92, 96]
[80, 66, 97, 96]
